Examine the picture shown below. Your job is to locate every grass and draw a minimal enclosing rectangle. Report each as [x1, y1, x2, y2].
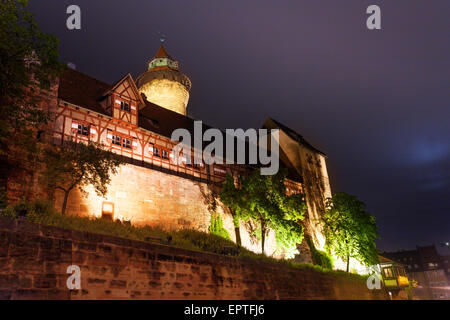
[1, 199, 368, 282]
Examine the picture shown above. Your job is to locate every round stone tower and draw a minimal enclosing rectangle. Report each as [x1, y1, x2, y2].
[136, 44, 191, 115]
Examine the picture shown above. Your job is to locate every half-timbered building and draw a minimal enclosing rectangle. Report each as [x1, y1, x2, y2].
[9, 44, 333, 260]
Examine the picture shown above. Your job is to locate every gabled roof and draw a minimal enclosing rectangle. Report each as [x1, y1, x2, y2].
[103, 73, 145, 105]
[264, 117, 326, 156]
[58, 68, 111, 114]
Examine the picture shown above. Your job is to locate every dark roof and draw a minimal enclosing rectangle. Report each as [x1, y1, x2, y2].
[139, 100, 213, 141]
[58, 68, 111, 114]
[378, 255, 394, 264]
[417, 245, 441, 263]
[265, 117, 326, 156]
[56, 69, 304, 183]
[139, 101, 261, 160]
[58, 69, 213, 141]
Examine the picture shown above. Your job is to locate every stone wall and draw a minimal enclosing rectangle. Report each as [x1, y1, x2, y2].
[0, 218, 387, 300]
[52, 163, 278, 256]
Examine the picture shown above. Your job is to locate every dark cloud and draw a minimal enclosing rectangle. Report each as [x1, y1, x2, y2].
[29, 0, 450, 253]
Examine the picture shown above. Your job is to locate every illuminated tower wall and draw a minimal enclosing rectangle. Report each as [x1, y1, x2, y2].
[137, 45, 191, 115]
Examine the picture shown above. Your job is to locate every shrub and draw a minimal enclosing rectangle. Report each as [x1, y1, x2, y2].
[208, 213, 230, 240]
[306, 235, 334, 269]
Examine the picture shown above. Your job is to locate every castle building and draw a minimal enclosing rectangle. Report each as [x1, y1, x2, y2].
[8, 44, 333, 261]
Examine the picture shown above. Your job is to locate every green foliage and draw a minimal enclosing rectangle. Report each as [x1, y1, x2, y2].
[321, 192, 379, 272]
[0, 0, 63, 159]
[219, 174, 245, 245]
[220, 170, 307, 257]
[209, 213, 230, 240]
[305, 236, 334, 269]
[41, 140, 124, 215]
[1, 198, 58, 219]
[0, 199, 370, 284]
[314, 250, 334, 270]
[220, 174, 244, 229]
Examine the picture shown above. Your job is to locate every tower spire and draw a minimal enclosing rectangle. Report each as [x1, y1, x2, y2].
[158, 32, 166, 44]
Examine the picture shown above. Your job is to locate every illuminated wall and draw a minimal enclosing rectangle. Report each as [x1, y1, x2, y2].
[53, 163, 278, 257]
[275, 129, 329, 252]
[139, 79, 189, 115]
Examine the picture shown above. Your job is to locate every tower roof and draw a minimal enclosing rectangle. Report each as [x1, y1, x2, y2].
[147, 44, 179, 71]
[154, 44, 173, 59]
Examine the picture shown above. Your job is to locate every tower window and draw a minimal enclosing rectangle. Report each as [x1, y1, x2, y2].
[77, 124, 89, 136]
[120, 101, 130, 112]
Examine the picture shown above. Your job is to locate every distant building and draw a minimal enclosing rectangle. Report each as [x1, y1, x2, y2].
[377, 255, 409, 299]
[442, 254, 450, 283]
[382, 245, 449, 300]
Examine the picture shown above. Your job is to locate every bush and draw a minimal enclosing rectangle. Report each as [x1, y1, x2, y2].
[208, 213, 230, 240]
[313, 249, 334, 270]
[305, 235, 334, 269]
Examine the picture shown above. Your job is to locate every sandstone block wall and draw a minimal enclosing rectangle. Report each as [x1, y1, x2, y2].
[53, 163, 279, 256]
[0, 218, 387, 300]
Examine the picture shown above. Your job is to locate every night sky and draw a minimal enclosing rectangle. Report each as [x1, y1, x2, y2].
[28, 1, 449, 253]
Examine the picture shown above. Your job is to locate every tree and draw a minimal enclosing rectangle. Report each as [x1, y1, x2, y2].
[221, 170, 307, 257]
[0, 0, 63, 200]
[41, 141, 124, 215]
[219, 174, 244, 246]
[321, 192, 379, 272]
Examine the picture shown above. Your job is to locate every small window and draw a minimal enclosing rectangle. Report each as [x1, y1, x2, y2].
[37, 130, 45, 141]
[112, 135, 121, 146]
[383, 267, 394, 278]
[161, 149, 169, 160]
[120, 101, 130, 112]
[186, 156, 202, 169]
[153, 146, 160, 157]
[78, 124, 89, 136]
[122, 138, 131, 149]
